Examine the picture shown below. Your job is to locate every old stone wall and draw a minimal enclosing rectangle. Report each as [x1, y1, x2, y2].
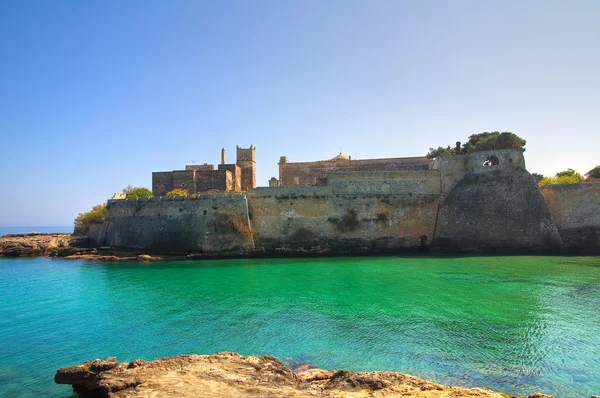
[434, 169, 562, 252]
[185, 164, 214, 171]
[98, 194, 254, 253]
[173, 170, 196, 192]
[540, 182, 600, 251]
[218, 164, 242, 192]
[279, 156, 431, 187]
[236, 146, 256, 191]
[247, 170, 441, 251]
[152, 172, 174, 197]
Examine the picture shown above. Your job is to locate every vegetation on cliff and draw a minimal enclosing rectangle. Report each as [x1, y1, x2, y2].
[166, 188, 189, 196]
[426, 132, 526, 158]
[74, 204, 107, 235]
[538, 169, 584, 186]
[585, 165, 600, 181]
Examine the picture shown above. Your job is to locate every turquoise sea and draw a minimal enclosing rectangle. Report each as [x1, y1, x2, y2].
[0, 253, 599, 397]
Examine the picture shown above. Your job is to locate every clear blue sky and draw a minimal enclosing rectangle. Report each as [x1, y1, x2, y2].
[1, 0, 598, 226]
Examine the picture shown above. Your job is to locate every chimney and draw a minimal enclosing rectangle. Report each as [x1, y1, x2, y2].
[455, 141, 461, 155]
[221, 148, 226, 165]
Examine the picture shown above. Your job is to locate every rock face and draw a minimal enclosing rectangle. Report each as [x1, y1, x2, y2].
[540, 182, 600, 252]
[0, 233, 73, 257]
[55, 352, 534, 398]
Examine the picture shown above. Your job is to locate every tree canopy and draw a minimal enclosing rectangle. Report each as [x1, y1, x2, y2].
[73, 204, 107, 235]
[426, 132, 526, 158]
[585, 165, 600, 181]
[538, 169, 584, 186]
[124, 187, 153, 198]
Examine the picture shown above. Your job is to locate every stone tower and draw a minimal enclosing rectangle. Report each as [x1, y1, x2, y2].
[236, 145, 256, 191]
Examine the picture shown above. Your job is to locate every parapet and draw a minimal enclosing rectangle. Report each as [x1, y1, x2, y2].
[186, 163, 214, 171]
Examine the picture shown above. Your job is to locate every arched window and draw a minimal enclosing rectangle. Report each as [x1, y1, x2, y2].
[483, 155, 500, 166]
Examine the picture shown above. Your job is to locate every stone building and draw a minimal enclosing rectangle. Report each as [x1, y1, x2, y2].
[152, 145, 256, 196]
[273, 152, 432, 187]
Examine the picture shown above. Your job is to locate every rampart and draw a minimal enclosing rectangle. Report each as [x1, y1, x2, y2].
[540, 182, 600, 251]
[247, 171, 441, 251]
[95, 149, 597, 255]
[96, 194, 254, 253]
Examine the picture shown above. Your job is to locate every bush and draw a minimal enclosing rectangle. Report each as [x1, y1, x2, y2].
[166, 188, 189, 197]
[426, 132, 526, 158]
[585, 165, 600, 181]
[74, 204, 107, 235]
[538, 169, 584, 186]
[124, 187, 153, 198]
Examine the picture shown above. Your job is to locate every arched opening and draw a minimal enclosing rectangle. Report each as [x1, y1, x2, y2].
[483, 155, 500, 166]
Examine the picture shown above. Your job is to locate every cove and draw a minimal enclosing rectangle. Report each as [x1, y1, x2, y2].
[0, 255, 599, 397]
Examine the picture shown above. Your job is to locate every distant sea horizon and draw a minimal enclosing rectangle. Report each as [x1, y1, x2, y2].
[0, 226, 72, 236]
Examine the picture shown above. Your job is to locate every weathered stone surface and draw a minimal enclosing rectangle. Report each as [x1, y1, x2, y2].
[99, 194, 254, 254]
[0, 233, 72, 257]
[55, 352, 529, 397]
[434, 170, 562, 252]
[540, 182, 600, 252]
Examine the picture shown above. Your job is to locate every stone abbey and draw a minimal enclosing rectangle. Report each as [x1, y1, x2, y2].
[152, 145, 257, 196]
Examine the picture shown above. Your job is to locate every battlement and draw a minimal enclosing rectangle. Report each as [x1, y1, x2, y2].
[236, 145, 256, 162]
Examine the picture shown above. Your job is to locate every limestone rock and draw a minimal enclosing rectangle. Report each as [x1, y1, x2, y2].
[55, 351, 547, 397]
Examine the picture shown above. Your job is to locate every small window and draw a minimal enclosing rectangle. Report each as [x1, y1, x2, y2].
[203, 210, 207, 215]
[483, 155, 500, 166]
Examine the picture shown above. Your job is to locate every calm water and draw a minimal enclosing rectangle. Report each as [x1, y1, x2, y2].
[0, 256, 599, 397]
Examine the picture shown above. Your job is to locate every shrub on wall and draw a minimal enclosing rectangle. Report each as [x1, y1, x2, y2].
[166, 188, 189, 197]
[74, 204, 107, 235]
[124, 187, 153, 198]
[426, 132, 527, 158]
[585, 165, 600, 181]
[538, 169, 584, 186]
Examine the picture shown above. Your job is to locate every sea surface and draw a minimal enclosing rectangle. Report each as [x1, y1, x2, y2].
[0, 255, 599, 397]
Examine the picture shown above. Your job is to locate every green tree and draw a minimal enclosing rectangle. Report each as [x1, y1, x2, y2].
[125, 187, 153, 198]
[462, 132, 526, 153]
[166, 188, 189, 196]
[585, 165, 600, 181]
[73, 204, 107, 235]
[426, 146, 456, 159]
[538, 169, 584, 186]
[425, 132, 526, 158]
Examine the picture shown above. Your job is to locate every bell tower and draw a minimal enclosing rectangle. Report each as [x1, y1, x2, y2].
[236, 145, 256, 191]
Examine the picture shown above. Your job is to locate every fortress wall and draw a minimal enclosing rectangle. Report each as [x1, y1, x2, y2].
[152, 172, 174, 197]
[173, 170, 196, 192]
[247, 175, 440, 251]
[434, 169, 562, 251]
[218, 164, 242, 192]
[540, 182, 600, 250]
[327, 171, 440, 195]
[432, 156, 468, 197]
[279, 157, 431, 187]
[99, 194, 254, 253]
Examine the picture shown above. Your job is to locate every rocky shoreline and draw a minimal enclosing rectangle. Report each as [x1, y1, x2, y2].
[55, 352, 555, 398]
[1, 233, 596, 261]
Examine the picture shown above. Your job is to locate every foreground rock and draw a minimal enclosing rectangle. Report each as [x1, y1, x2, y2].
[55, 352, 548, 397]
[0, 233, 73, 257]
[0, 233, 170, 261]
